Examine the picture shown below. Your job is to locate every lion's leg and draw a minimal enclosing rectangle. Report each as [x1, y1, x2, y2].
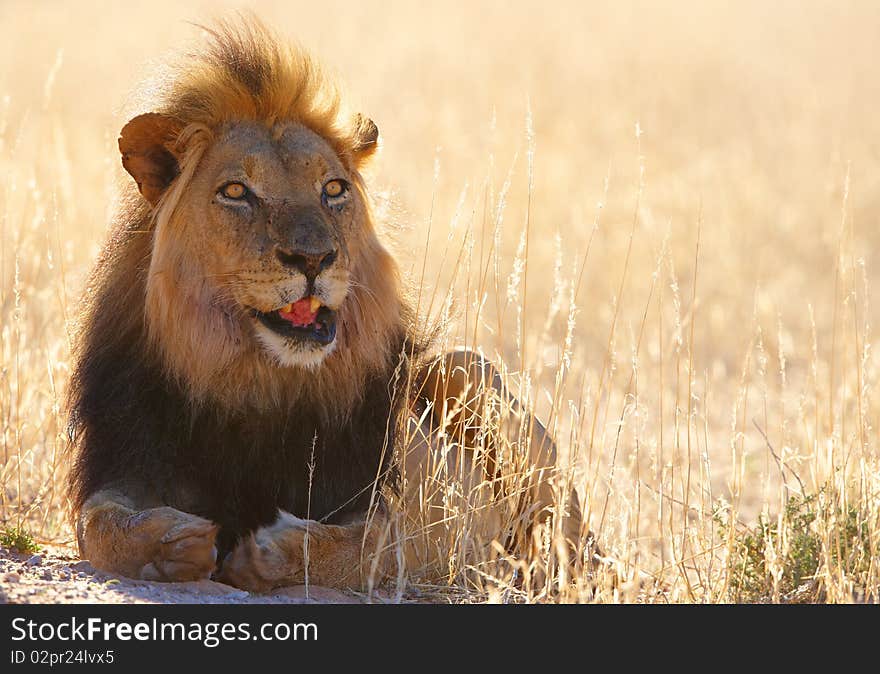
[217, 507, 391, 592]
[76, 487, 219, 582]
[416, 349, 592, 567]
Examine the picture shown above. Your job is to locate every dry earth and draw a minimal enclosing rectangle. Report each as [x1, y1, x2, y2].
[0, 545, 395, 604]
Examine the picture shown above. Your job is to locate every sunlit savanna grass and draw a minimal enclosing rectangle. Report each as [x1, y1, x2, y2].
[1, 0, 878, 602]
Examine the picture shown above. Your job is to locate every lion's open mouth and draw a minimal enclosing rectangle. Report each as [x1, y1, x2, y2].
[253, 296, 337, 346]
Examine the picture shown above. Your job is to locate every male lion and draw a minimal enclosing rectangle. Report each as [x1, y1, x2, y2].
[68, 21, 592, 593]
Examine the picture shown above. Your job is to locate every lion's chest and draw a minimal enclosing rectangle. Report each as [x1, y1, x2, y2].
[176, 396, 395, 555]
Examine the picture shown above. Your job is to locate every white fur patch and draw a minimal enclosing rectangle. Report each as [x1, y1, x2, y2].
[252, 321, 337, 369]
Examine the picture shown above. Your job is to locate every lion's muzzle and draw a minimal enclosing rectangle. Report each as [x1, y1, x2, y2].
[270, 204, 338, 285]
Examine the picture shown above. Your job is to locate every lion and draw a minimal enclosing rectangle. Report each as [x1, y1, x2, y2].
[67, 20, 594, 594]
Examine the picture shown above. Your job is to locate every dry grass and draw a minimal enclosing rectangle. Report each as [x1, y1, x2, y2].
[1, 0, 878, 603]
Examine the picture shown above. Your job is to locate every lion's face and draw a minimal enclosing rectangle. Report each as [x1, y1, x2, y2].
[116, 70, 399, 403]
[175, 122, 363, 368]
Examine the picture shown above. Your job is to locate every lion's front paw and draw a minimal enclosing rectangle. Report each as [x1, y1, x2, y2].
[218, 533, 297, 593]
[127, 507, 219, 582]
[218, 514, 320, 592]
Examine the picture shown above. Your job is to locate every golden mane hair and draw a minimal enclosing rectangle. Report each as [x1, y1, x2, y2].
[146, 19, 379, 166]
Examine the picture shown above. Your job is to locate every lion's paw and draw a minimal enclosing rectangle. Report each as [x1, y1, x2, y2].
[218, 514, 324, 592]
[127, 507, 219, 582]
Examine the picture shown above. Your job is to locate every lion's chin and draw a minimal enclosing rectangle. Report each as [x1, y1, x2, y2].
[252, 322, 337, 370]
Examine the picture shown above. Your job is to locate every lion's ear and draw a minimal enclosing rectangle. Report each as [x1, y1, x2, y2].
[351, 115, 379, 162]
[119, 113, 186, 205]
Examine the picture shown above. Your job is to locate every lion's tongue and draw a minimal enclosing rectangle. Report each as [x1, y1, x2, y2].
[278, 297, 320, 327]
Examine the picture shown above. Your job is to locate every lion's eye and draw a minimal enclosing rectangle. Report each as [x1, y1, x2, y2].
[221, 182, 247, 199]
[322, 179, 346, 199]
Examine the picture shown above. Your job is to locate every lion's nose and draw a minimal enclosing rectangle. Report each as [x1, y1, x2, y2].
[275, 246, 338, 279]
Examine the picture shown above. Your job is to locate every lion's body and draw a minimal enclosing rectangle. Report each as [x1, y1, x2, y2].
[67, 20, 588, 592]
[70, 319, 408, 558]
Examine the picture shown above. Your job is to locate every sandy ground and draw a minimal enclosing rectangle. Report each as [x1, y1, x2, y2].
[0, 545, 394, 604]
